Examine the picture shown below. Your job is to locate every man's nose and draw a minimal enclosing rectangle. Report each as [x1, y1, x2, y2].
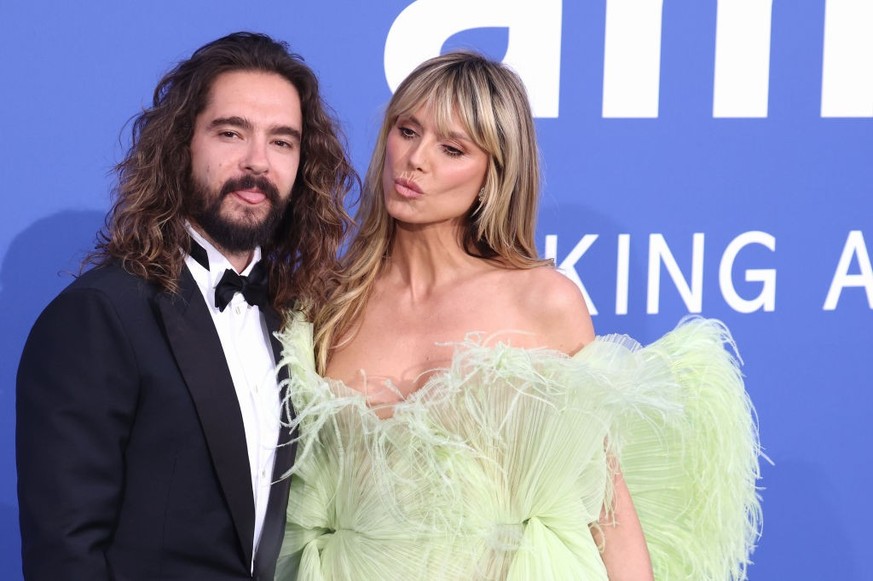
[241, 139, 269, 174]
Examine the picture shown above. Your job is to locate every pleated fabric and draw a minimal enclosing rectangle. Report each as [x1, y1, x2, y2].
[274, 315, 761, 581]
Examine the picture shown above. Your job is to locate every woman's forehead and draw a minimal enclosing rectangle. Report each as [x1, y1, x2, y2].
[396, 97, 479, 141]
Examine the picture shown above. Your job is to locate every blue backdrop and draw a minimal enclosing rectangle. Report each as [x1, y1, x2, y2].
[2, 1, 871, 579]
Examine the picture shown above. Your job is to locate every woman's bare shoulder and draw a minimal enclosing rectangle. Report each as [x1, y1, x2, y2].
[500, 266, 595, 354]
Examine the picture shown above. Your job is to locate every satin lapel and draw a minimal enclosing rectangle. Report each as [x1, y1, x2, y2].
[254, 305, 297, 578]
[264, 305, 296, 478]
[263, 306, 296, 442]
[154, 267, 254, 568]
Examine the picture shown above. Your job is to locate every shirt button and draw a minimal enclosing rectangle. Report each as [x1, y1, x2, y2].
[234, 306, 242, 315]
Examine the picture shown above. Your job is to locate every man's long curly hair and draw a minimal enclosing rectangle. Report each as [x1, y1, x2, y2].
[90, 32, 356, 317]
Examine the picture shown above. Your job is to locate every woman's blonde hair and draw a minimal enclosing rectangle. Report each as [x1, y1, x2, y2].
[314, 50, 548, 371]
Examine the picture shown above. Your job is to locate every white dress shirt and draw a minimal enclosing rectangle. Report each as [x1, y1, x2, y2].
[184, 226, 281, 569]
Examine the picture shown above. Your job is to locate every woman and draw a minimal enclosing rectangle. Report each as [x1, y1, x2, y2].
[276, 52, 761, 580]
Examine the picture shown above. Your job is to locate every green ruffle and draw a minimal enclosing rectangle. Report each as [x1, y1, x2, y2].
[274, 315, 762, 580]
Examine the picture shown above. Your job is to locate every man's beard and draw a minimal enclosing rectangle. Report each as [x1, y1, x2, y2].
[188, 174, 290, 253]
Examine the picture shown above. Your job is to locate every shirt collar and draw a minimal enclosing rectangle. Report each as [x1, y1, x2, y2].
[185, 223, 263, 310]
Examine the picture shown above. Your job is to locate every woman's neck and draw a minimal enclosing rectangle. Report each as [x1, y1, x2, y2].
[386, 220, 485, 297]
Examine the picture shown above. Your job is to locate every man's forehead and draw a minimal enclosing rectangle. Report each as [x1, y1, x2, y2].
[198, 70, 302, 125]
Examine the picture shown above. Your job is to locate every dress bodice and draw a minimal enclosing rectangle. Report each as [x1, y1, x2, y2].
[275, 316, 761, 581]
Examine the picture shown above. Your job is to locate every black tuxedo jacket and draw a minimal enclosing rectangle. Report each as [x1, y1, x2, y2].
[16, 261, 296, 580]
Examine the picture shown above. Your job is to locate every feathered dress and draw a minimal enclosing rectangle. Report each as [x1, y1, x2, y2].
[274, 315, 762, 580]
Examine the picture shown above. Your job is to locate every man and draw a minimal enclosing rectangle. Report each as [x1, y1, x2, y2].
[16, 32, 355, 580]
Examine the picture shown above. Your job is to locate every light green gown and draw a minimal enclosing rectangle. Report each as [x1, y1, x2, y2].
[275, 316, 761, 580]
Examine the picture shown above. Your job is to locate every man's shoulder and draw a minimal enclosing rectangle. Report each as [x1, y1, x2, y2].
[25, 262, 170, 352]
[48, 261, 177, 317]
[64, 261, 155, 297]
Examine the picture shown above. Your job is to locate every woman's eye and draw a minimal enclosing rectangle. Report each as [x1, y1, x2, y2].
[443, 145, 463, 157]
[398, 126, 416, 139]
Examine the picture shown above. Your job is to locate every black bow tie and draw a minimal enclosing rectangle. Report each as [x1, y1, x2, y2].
[214, 261, 269, 312]
[187, 236, 269, 311]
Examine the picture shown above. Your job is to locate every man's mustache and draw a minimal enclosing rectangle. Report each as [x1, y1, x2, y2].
[219, 175, 281, 204]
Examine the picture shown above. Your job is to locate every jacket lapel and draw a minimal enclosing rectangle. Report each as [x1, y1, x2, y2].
[263, 305, 297, 470]
[155, 266, 255, 568]
[254, 305, 297, 579]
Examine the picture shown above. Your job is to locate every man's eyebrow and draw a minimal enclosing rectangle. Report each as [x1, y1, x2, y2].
[209, 116, 301, 141]
[271, 125, 302, 141]
[209, 116, 252, 130]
